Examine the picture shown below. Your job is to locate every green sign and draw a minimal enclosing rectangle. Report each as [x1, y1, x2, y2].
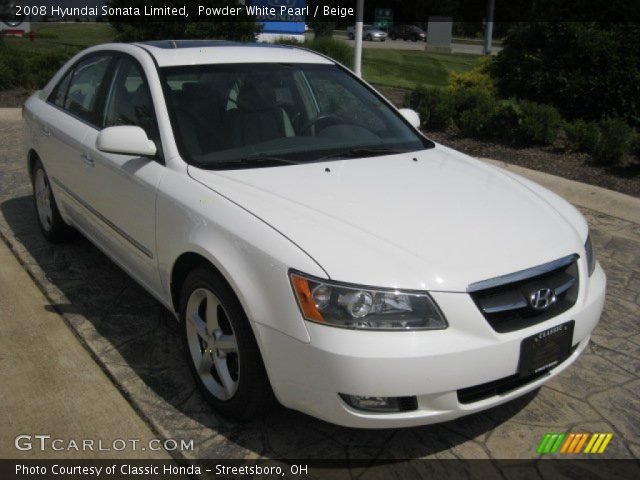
[374, 8, 393, 28]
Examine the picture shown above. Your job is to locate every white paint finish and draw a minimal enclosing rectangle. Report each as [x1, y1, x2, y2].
[96, 126, 157, 156]
[189, 145, 587, 292]
[154, 168, 324, 343]
[136, 43, 334, 68]
[83, 127, 166, 296]
[257, 263, 605, 428]
[398, 108, 421, 128]
[23, 41, 607, 428]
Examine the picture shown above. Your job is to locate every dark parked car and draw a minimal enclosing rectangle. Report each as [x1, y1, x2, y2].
[389, 25, 426, 42]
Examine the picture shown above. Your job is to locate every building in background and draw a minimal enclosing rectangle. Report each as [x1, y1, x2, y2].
[247, 0, 306, 43]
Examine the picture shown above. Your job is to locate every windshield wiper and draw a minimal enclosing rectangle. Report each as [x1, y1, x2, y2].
[318, 147, 408, 161]
[216, 155, 301, 169]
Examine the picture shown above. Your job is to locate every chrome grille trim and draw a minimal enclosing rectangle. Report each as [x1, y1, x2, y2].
[482, 299, 528, 314]
[467, 254, 579, 293]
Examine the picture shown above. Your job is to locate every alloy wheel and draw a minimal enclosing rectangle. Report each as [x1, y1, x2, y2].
[34, 169, 53, 232]
[185, 288, 240, 400]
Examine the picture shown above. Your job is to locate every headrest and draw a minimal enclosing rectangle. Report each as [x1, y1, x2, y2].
[236, 82, 277, 112]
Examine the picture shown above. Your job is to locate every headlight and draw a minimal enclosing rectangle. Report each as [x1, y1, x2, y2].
[289, 271, 448, 331]
[585, 233, 596, 277]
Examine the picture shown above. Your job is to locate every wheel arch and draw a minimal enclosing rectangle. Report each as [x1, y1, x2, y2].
[170, 251, 234, 318]
[27, 149, 40, 182]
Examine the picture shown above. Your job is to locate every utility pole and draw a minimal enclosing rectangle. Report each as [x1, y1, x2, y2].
[354, 0, 364, 77]
[483, 0, 495, 55]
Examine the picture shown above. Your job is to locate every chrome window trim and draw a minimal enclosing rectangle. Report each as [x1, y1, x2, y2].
[467, 254, 579, 293]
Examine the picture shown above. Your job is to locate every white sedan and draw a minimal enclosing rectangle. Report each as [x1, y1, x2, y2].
[23, 40, 606, 428]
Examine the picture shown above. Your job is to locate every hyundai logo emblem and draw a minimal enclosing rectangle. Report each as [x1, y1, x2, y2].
[529, 288, 557, 310]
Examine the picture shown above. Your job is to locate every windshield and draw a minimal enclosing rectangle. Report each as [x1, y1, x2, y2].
[160, 62, 433, 169]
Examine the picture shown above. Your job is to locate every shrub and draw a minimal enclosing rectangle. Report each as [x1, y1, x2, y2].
[490, 22, 640, 127]
[0, 59, 14, 91]
[448, 57, 494, 95]
[633, 131, 640, 160]
[485, 98, 521, 139]
[404, 86, 453, 130]
[457, 93, 499, 138]
[276, 37, 353, 69]
[515, 100, 562, 145]
[593, 118, 635, 165]
[561, 120, 601, 153]
[301, 37, 353, 68]
[0, 47, 76, 91]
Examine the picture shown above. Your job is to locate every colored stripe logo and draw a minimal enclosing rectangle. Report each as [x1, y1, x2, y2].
[537, 433, 613, 454]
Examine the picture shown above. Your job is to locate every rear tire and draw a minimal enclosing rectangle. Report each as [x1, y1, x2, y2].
[179, 265, 274, 419]
[32, 158, 74, 243]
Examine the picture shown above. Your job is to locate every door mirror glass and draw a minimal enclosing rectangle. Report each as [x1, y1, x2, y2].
[398, 108, 421, 129]
[96, 126, 157, 157]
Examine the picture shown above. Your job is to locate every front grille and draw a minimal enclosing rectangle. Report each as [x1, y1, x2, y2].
[457, 344, 578, 404]
[469, 255, 580, 333]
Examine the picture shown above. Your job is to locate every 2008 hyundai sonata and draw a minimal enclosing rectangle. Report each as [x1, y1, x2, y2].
[23, 40, 606, 428]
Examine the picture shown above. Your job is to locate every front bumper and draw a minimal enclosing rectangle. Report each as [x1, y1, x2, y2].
[257, 263, 606, 428]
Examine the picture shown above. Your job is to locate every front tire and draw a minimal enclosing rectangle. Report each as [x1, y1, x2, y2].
[180, 266, 273, 419]
[32, 158, 73, 243]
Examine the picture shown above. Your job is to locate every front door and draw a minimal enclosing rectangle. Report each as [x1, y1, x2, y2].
[81, 55, 165, 296]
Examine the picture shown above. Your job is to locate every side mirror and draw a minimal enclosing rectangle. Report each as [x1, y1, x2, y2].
[96, 126, 157, 157]
[398, 108, 421, 129]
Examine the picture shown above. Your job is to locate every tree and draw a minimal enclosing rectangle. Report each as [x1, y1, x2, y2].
[108, 0, 261, 42]
[490, 22, 640, 126]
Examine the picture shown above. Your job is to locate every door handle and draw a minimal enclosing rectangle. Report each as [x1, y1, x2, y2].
[41, 126, 52, 137]
[80, 153, 95, 167]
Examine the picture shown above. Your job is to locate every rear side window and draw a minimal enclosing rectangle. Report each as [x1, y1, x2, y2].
[64, 55, 112, 125]
[49, 69, 73, 108]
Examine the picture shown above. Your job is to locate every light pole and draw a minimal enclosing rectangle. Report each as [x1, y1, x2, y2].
[483, 0, 495, 55]
[354, 0, 364, 77]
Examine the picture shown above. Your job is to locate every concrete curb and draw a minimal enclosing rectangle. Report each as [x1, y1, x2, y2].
[480, 158, 640, 225]
[0, 107, 21, 122]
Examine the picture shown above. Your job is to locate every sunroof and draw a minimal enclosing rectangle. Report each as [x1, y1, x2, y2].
[138, 40, 288, 49]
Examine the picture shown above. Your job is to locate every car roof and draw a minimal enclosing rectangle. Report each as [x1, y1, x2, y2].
[132, 40, 334, 67]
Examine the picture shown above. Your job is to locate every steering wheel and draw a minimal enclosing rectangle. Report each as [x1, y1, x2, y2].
[299, 114, 342, 135]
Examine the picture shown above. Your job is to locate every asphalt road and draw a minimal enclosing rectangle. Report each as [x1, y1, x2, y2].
[0, 115, 638, 473]
[331, 31, 503, 55]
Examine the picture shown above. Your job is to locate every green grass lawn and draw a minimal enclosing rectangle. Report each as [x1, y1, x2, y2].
[362, 48, 480, 90]
[1, 24, 479, 93]
[2, 22, 114, 52]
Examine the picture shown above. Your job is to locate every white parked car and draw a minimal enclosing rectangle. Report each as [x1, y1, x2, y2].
[23, 41, 606, 428]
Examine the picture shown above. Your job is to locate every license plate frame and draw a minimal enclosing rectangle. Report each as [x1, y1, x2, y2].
[518, 320, 574, 378]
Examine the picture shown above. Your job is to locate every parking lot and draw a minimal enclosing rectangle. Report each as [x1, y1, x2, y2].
[1, 114, 639, 468]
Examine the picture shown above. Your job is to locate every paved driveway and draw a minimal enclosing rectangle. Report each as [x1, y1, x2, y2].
[1, 118, 639, 467]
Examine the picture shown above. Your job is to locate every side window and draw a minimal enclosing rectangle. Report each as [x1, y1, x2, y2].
[49, 68, 73, 108]
[103, 57, 157, 141]
[65, 55, 112, 125]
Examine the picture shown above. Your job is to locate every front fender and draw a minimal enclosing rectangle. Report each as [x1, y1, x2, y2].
[156, 169, 326, 344]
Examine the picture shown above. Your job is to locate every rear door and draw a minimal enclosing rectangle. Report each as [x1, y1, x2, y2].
[39, 53, 114, 227]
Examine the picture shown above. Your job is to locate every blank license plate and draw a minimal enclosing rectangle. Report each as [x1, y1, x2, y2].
[518, 321, 574, 378]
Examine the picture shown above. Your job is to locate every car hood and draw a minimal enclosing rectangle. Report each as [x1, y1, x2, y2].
[188, 145, 585, 292]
